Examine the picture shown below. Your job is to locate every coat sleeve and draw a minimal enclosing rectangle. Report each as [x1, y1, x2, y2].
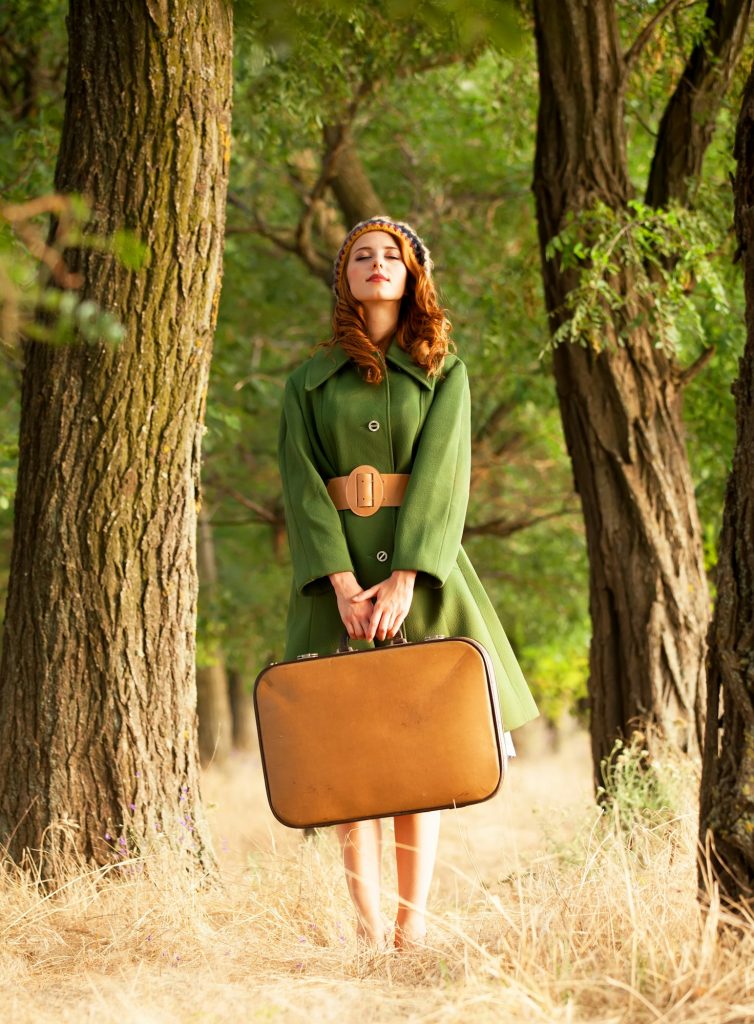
[390, 358, 471, 588]
[278, 377, 355, 597]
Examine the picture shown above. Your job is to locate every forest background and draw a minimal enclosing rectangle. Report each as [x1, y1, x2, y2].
[2, 0, 747, 734]
[3, 2, 754, 1020]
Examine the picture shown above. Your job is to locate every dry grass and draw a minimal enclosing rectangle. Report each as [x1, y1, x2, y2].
[1, 724, 753, 1023]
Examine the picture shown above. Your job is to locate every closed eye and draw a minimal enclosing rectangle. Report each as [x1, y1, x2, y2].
[356, 254, 402, 261]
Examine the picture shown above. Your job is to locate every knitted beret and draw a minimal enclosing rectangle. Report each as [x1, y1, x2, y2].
[332, 216, 432, 295]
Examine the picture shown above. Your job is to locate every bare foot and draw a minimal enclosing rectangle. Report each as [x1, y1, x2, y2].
[393, 920, 427, 951]
[356, 921, 389, 951]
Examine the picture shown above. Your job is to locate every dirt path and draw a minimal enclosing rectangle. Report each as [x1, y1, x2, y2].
[203, 720, 594, 902]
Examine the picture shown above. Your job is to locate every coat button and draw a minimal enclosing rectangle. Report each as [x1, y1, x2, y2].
[368, 420, 380, 431]
[376, 550, 388, 562]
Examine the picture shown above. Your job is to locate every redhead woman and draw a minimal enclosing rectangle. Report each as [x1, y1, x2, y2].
[277, 217, 539, 950]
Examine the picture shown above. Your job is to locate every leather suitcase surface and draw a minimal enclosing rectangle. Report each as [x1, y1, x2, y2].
[253, 635, 505, 829]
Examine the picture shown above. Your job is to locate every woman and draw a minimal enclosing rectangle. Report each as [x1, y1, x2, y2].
[277, 216, 539, 950]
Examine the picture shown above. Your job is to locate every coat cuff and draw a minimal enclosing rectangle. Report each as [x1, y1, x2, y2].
[297, 559, 355, 598]
[390, 558, 446, 590]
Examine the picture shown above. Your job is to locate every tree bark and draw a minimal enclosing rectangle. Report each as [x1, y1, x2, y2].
[531, 0, 749, 786]
[699, 61, 754, 911]
[323, 124, 384, 228]
[646, 0, 752, 207]
[0, 0, 233, 873]
[196, 506, 232, 767]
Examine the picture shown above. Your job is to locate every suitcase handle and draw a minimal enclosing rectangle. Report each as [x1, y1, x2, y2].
[337, 625, 408, 653]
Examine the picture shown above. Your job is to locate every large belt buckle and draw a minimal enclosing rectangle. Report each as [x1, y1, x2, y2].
[345, 464, 384, 517]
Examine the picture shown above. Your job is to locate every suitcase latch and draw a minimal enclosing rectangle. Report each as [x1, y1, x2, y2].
[296, 652, 319, 660]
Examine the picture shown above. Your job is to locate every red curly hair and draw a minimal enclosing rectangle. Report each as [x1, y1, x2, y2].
[321, 229, 453, 385]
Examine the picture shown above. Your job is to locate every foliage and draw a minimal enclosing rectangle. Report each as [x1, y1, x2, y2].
[0, 195, 143, 352]
[545, 199, 729, 354]
[0, 0, 749, 726]
[596, 734, 692, 835]
[237, 0, 524, 65]
[0, 0, 67, 201]
[218, 34, 591, 712]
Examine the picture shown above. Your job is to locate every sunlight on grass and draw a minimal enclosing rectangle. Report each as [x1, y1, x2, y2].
[1, 727, 753, 1023]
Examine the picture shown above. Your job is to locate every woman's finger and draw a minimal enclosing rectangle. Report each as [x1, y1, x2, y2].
[385, 611, 402, 638]
[365, 605, 385, 642]
[351, 584, 380, 602]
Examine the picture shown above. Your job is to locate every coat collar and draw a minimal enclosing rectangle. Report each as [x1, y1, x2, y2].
[304, 340, 436, 391]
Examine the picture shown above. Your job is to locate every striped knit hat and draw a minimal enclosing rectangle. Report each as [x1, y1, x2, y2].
[332, 216, 432, 295]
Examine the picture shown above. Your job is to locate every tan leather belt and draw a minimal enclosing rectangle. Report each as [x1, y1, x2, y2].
[326, 464, 410, 518]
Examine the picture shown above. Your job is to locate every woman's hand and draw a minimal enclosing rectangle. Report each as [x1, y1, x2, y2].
[351, 570, 417, 643]
[329, 571, 375, 640]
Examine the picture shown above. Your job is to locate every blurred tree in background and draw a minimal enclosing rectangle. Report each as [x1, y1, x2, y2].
[0, 0, 750, 782]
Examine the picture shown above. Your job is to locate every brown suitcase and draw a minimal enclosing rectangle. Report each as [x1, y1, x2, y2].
[253, 633, 506, 829]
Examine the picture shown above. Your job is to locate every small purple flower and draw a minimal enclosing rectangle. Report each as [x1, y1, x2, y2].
[105, 832, 112, 841]
[129, 803, 136, 812]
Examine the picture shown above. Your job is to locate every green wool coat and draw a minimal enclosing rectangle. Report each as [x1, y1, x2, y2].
[277, 340, 539, 732]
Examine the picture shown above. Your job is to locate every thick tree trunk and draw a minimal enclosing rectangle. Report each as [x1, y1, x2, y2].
[0, 0, 233, 872]
[196, 507, 232, 766]
[699, 63, 754, 910]
[531, 0, 745, 785]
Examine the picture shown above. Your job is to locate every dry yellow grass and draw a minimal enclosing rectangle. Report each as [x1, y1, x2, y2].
[1, 723, 753, 1023]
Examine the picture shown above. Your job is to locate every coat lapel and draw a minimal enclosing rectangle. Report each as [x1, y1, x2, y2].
[385, 341, 437, 390]
[304, 345, 351, 391]
[305, 340, 439, 391]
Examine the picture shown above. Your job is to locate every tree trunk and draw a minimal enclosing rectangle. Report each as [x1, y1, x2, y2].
[323, 124, 384, 228]
[0, 0, 233, 873]
[646, 0, 752, 208]
[531, 0, 749, 786]
[699, 62, 754, 910]
[228, 668, 257, 752]
[196, 506, 232, 766]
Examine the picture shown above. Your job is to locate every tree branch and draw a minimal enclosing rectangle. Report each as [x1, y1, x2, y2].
[463, 506, 579, 539]
[678, 344, 716, 386]
[623, 0, 686, 76]
[646, 0, 753, 208]
[226, 193, 332, 282]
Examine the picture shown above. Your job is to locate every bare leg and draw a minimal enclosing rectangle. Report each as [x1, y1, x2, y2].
[335, 819, 385, 946]
[393, 810, 441, 948]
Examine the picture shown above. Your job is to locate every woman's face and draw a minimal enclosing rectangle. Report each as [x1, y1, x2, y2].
[345, 230, 408, 303]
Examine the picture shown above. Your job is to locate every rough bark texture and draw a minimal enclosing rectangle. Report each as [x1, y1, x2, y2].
[196, 507, 232, 767]
[532, 0, 749, 786]
[0, 0, 233, 871]
[699, 63, 754, 910]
